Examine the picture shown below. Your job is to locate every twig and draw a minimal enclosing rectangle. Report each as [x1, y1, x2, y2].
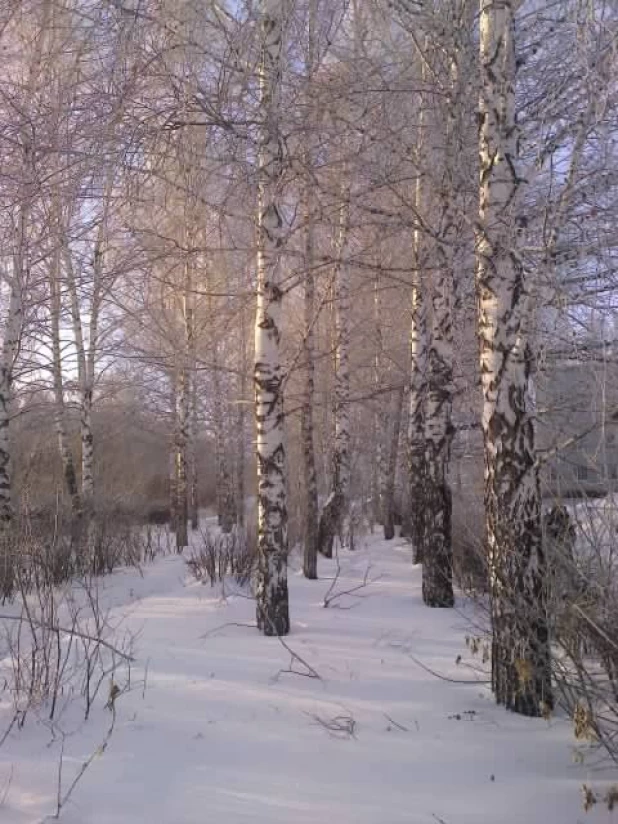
[274, 634, 321, 680]
[308, 711, 356, 739]
[200, 621, 257, 639]
[384, 712, 409, 732]
[323, 561, 380, 608]
[0, 614, 134, 662]
[0, 764, 13, 806]
[142, 657, 150, 700]
[408, 652, 491, 685]
[0, 712, 20, 748]
[47, 707, 117, 820]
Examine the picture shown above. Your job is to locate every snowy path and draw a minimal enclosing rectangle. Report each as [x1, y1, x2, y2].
[0, 534, 606, 823]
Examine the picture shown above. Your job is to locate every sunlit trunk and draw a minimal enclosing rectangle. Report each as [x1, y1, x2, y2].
[212, 333, 234, 534]
[408, 272, 428, 565]
[189, 371, 198, 531]
[236, 298, 248, 530]
[301, 177, 319, 579]
[318, 196, 351, 557]
[477, 0, 551, 715]
[254, 0, 290, 636]
[0, 276, 22, 524]
[49, 258, 80, 521]
[423, 240, 455, 607]
[383, 388, 404, 541]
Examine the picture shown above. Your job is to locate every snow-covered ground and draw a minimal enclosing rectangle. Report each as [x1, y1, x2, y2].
[0, 531, 612, 823]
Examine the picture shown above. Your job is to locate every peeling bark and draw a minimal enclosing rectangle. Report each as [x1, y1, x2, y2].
[0, 275, 22, 524]
[301, 178, 319, 579]
[49, 255, 81, 521]
[408, 272, 428, 565]
[189, 371, 198, 531]
[383, 388, 404, 541]
[254, 0, 290, 636]
[175, 359, 189, 551]
[212, 333, 234, 535]
[477, 0, 551, 715]
[318, 196, 351, 558]
[236, 299, 248, 531]
[423, 241, 455, 607]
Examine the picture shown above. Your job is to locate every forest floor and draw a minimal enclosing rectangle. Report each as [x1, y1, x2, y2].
[0, 527, 614, 823]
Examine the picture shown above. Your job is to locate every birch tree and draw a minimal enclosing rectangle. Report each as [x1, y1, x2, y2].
[419, 11, 471, 609]
[301, 177, 319, 577]
[0, 0, 53, 522]
[408, 157, 429, 566]
[477, 0, 551, 715]
[318, 194, 351, 557]
[254, 0, 290, 636]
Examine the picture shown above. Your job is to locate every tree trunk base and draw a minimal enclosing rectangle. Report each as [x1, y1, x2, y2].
[256, 581, 290, 636]
[491, 615, 552, 717]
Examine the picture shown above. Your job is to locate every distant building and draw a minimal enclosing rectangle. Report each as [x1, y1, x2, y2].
[449, 348, 618, 502]
[537, 354, 618, 498]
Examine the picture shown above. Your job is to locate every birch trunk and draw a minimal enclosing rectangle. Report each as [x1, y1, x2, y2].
[422, 61, 457, 607]
[408, 271, 428, 565]
[407, 82, 430, 566]
[175, 254, 193, 551]
[373, 273, 386, 530]
[301, 178, 319, 579]
[62, 193, 108, 559]
[212, 334, 234, 534]
[300, 0, 319, 580]
[318, 197, 351, 558]
[236, 299, 247, 530]
[0, 276, 22, 524]
[0, 0, 51, 523]
[49, 258, 80, 520]
[422, 241, 455, 607]
[383, 388, 404, 541]
[169, 367, 179, 534]
[189, 372, 198, 531]
[175, 359, 189, 551]
[477, 0, 551, 715]
[254, 0, 289, 636]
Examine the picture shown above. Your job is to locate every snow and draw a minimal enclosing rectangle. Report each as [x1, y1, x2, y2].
[0, 530, 611, 824]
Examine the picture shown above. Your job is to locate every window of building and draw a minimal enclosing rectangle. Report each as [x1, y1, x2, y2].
[577, 464, 589, 481]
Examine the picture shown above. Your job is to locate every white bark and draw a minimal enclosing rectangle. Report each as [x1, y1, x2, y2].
[478, 0, 551, 715]
[383, 387, 404, 541]
[236, 298, 248, 531]
[318, 196, 351, 557]
[301, 171, 319, 579]
[422, 236, 455, 606]
[169, 368, 179, 533]
[62, 183, 110, 555]
[254, 0, 289, 636]
[421, 40, 459, 609]
[0, 274, 22, 523]
[175, 358, 189, 550]
[189, 370, 199, 531]
[211, 331, 234, 534]
[0, 1, 51, 522]
[408, 162, 428, 565]
[49, 245, 80, 521]
[373, 273, 387, 530]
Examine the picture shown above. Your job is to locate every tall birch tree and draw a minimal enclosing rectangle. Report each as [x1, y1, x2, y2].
[254, 0, 290, 636]
[477, 0, 551, 715]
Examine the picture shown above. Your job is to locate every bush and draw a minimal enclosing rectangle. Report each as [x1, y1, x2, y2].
[451, 493, 487, 594]
[186, 525, 256, 588]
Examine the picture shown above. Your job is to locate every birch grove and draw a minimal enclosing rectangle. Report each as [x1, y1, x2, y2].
[0, 0, 615, 739]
